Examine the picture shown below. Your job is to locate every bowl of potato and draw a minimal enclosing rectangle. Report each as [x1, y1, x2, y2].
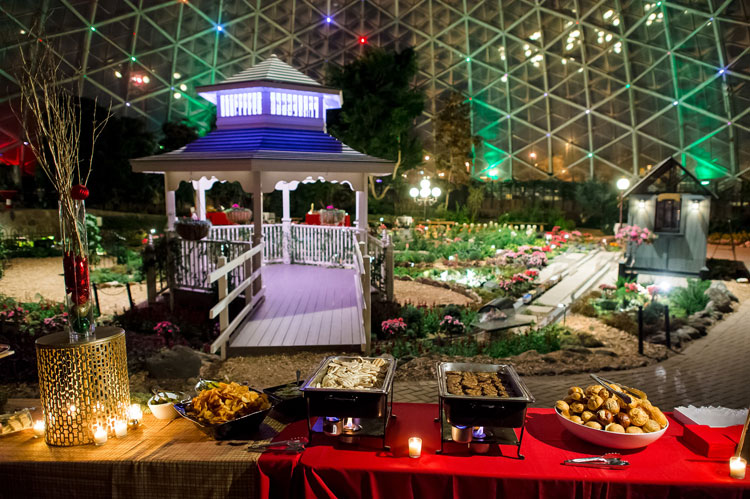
[554, 382, 669, 449]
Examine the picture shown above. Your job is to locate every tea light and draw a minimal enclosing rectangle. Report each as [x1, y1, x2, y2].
[730, 456, 746, 479]
[128, 404, 143, 428]
[93, 426, 107, 446]
[408, 437, 422, 458]
[114, 420, 127, 438]
[33, 420, 45, 438]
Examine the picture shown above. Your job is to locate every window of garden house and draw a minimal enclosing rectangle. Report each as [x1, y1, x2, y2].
[654, 197, 681, 233]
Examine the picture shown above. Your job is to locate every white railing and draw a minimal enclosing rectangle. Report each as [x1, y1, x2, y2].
[290, 225, 361, 267]
[353, 237, 371, 353]
[209, 243, 265, 358]
[173, 238, 253, 292]
[209, 224, 254, 242]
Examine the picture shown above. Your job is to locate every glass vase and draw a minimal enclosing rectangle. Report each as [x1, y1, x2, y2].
[59, 198, 95, 341]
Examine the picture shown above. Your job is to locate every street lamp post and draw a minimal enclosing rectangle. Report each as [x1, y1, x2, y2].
[409, 178, 441, 221]
[616, 177, 630, 226]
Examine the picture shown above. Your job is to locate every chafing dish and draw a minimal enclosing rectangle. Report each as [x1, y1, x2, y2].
[436, 362, 534, 458]
[301, 356, 396, 449]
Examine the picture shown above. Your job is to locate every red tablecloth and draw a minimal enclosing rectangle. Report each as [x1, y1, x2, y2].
[258, 404, 749, 499]
[206, 211, 233, 225]
[304, 213, 351, 226]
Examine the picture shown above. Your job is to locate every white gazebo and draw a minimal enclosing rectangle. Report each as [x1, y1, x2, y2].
[131, 55, 393, 356]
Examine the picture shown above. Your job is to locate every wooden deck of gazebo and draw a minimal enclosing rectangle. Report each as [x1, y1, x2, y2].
[227, 263, 364, 353]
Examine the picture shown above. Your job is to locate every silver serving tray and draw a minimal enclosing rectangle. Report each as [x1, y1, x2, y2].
[437, 362, 535, 403]
[301, 356, 396, 394]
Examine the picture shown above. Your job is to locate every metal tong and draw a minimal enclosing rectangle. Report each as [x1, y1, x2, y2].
[246, 437, 308, 453]
[589, 374, 633, 405]
[563, 453, 630, 469]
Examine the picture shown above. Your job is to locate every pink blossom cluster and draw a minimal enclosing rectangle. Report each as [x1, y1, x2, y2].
[439, 315, 465, 335]
[154, 320, 180, 336]
[615, 224, 655, 246]
[381, 317, 407, 336]
[623, 282, 639, 293]
[42, 314, 68, 328]
[0, 306, 28, 320]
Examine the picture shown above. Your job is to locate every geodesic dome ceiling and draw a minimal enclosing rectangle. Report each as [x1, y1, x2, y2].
[1, 1, 749, 184]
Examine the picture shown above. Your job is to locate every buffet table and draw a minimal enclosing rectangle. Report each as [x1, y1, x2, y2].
[259, 404, 750, 499]
[2, 400, 748, 498]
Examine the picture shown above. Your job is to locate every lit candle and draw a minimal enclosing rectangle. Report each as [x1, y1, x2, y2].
[114, 420, 127, 438]
[408, 437, 422, 458]
[730, 456, 746, 479]
[129, 404, 143, 420]
[33, 420, 45, 438]
[93, 426, 107, 446]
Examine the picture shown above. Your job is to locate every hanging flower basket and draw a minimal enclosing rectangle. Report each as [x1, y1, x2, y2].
[319, 207, 346, 226]
[175, 219, 212, 240]
[225, 204, 252, 224]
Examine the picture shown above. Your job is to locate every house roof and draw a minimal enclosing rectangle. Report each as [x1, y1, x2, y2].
[622, 157, 718, 199]
[183, 128, 343, 154]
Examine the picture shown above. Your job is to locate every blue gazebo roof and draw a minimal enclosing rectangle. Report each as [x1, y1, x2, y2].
[183, 128, 343, 154]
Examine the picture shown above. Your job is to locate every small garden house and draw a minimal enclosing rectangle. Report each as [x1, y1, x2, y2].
[130, 55, 393, 357]
[620, 157, 718, 278]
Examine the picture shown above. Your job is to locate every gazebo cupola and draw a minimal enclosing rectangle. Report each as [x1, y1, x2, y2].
[196, 54, 342, 132]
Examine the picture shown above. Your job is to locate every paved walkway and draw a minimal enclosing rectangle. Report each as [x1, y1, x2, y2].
[395, 282, 750, 411]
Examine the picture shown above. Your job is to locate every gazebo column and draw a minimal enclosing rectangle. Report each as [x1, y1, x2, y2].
[251, 171, 263, 294]
[355, 173, 368, 243]
[164, 176, 176, 231]
[191, 178, 217, 221]
[280, 184, 292, 264]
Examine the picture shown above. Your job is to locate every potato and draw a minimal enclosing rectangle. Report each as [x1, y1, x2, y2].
[556, 400, 570, 413]
[628, 407, 649, 427]
[643, 419, 661, 433]
[626, 426, 644, 434]
[605, 423, 625, 433]
[584, 421, 602, 430]
[581, 410, 595, 423]
[570, 415, 583, 424]
[570, 402, 585, 414]
[587, 395, 604, 411]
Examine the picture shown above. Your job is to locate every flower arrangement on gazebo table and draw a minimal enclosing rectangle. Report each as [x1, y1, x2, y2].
[320, 205, 346, 225]
[225, 203, 252, 224]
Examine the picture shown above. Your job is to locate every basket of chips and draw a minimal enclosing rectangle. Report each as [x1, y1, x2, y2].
[174, 381, 276, 440]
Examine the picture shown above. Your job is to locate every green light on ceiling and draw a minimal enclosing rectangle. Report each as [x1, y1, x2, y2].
[588, 153, 593, 158]
[700, 180, 710, 186]
[131, 56, 136, 62]
[466, 57, 471, 62]
[625, 84, 631, 88]
[90, 26, 96, 32]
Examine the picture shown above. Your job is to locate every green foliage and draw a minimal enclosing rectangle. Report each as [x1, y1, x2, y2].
[434, 92, 482, 209]
[467, 184, 485, 221]
[86, 213, 104, 264]
[570, 293, 598, 317]
[574, 180, 619, 232]
[159, 120, 199, 152]
[326, 47, 424, 198]
[400, 304, 425, 338]
[669, 279, 710, 317]
[497, 205, 575, 230]
[81, 98, 161, 211]
[484, 324, 563, 357]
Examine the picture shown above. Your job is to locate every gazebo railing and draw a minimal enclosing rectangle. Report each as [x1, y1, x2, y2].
[173, 238, 253, 292]
[208, 223, 361, 267]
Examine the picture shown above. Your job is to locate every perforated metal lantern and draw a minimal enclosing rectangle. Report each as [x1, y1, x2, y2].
[36, 327, 130, 446]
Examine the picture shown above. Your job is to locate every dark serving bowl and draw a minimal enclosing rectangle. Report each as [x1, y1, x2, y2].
[263, 380, 306, 421]
[174, 388, 277, 440]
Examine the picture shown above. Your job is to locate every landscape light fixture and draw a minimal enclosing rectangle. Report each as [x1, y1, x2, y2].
[409, 178, 441, 219]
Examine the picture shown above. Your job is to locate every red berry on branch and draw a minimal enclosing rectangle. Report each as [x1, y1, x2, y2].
[71, 184, 89, 200]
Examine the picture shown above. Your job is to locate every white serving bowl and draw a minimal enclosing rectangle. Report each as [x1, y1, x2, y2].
[555, 408, 668, 449]
[147, 392, 183, 420]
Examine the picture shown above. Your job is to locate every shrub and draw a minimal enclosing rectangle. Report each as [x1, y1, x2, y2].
[603, 312, 638, 336]
[669, 279, 710, 317]
[400, 304, 425, 338]
[570, 291, 599, 317]
[485, 324, 563, 357]
[642, 301, 666, 325]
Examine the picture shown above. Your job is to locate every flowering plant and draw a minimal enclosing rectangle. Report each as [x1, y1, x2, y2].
[381, 317, 407, 336]
[615, 224, 657, 246]
[154, 320, 180, 336]
[439, 315, 465, 336]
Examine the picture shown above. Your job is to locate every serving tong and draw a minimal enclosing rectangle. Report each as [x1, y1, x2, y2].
[563, 453, 630, 469]
[246, 437, 308, 453]
[588, 374, 634, 405]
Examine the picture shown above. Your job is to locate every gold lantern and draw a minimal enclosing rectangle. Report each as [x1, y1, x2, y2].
[36, 327, 130, 446]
